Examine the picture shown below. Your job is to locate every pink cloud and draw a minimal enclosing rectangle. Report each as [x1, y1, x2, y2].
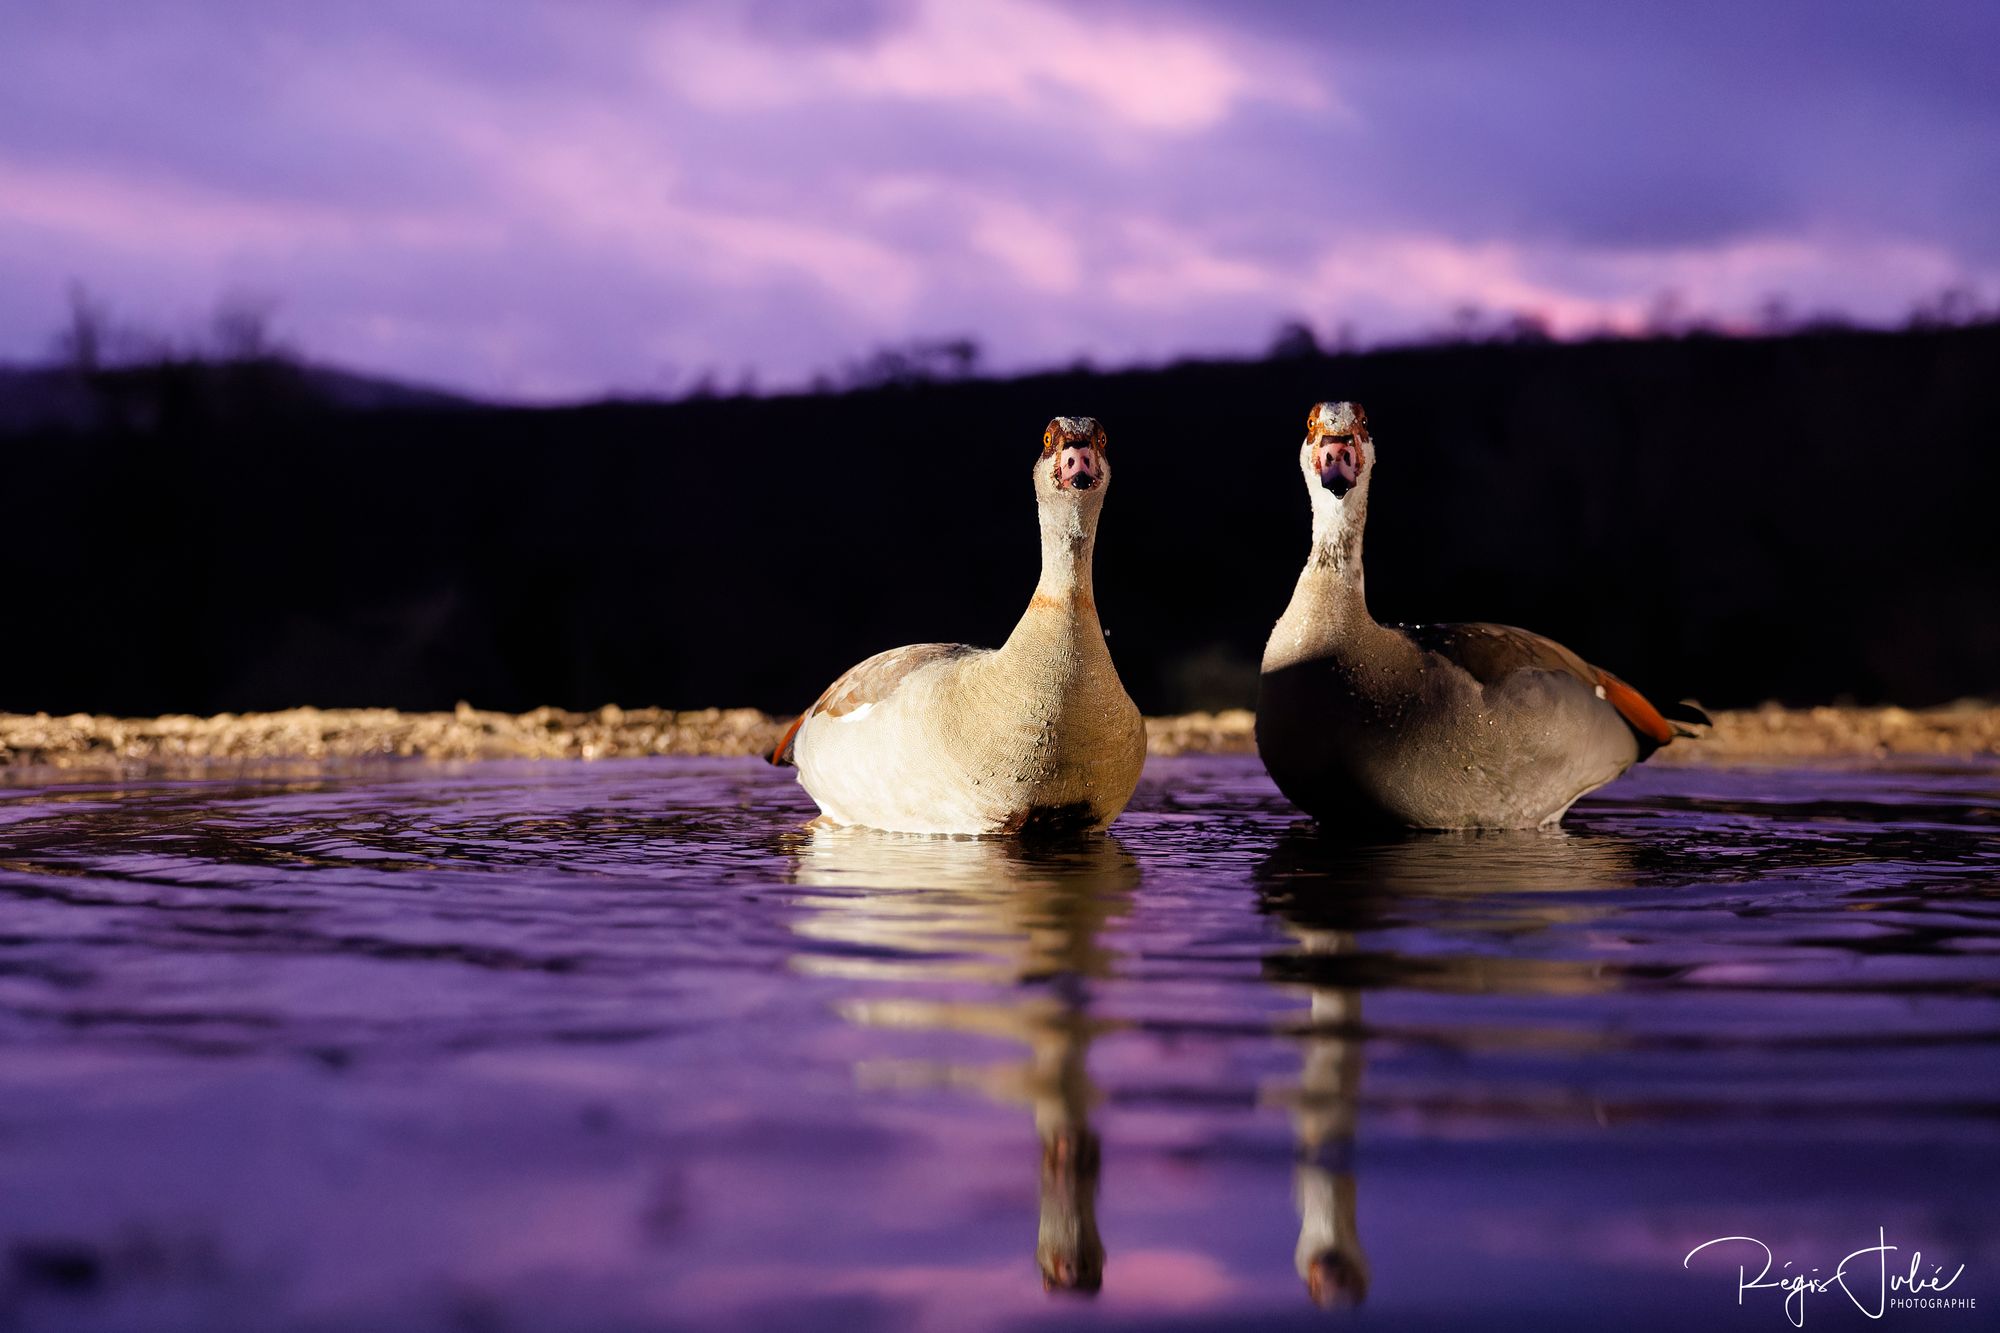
[1, 1, 1993, 398]
[650, 0, 1331, 132]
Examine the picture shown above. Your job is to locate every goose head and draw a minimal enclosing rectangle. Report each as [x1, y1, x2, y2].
[1304, 1240, 1370, 1309]
[1302, 401, 1371, 501]
[1038, 416, 1111, 508]
[1299, 401, 1375, 564]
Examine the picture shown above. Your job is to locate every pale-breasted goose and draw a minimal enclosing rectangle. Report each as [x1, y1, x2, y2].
[772, 417, 1147, 836]
[786, 830, 1135, 1288]
[1257, 402, 1705, 830]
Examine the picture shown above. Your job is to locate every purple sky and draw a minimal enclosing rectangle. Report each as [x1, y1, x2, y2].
[3, 0, 1995, 401]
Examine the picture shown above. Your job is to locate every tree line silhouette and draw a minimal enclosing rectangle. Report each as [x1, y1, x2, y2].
[5, 287, 1996, 717]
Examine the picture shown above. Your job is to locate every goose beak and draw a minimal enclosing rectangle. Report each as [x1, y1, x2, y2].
[1058, 445, 1100, 491]
[1315, 439, 1359, 497]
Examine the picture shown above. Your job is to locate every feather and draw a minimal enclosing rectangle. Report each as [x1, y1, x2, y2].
[1594, 669, 1677, 746]
[768, 712, 807, 767]
[1662, 698, 1713, 731]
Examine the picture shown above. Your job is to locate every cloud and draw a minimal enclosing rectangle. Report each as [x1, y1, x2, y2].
[1293, 232, 1977, 338]
[462, 117, 924, 318]
[650, 0, 1330, 131]
[0, 1, 1994, 399]
[0, 159, 479, 258]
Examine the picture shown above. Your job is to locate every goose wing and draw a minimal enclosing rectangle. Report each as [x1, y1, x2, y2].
[1394, 621, 1704, 753]
[769, 643, 982, 765]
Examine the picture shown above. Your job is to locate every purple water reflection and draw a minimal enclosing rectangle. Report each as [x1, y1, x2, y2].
[0, 757, 1993, 1329]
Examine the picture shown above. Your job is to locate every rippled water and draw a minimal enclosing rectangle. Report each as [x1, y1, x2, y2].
[0, 756, 1995, 1331]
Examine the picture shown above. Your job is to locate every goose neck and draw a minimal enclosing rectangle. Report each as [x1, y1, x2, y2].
[1304, 494, 1369, 620]
[1033, 500, 1098, 606]
[998, 501, 1107, 665]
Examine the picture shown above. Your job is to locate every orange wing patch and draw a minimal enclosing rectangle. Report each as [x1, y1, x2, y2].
[1595, 669, 1677, 746]
[768, 711, 810, 767]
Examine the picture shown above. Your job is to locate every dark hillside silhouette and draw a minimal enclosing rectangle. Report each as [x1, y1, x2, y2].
[6, 323, 1997, 716]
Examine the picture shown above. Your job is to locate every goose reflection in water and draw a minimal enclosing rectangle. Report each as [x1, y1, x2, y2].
[1254, 825, 1640, 1309]
[784, 827, 1138, 1295]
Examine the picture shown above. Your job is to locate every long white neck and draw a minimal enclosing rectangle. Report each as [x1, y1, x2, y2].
[1000, 496, 1104, 663]
[1305, 484, 1366, 604]
[1266, 486, 1372, 671]
[1033, 495, 1098, 607]
[1293, 1164, 1366, 1291]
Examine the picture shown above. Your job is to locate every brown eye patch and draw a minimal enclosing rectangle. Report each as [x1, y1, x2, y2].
[1305, 401, 1370, 445]
[1041, 417, 1107, 457]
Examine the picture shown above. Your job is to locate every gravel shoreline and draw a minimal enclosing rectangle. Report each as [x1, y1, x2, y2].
[3, 702, 1996, 771]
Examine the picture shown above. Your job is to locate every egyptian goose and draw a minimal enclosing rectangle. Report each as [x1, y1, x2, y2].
[771, 417, 1147, 836]
[1257, 402, 1705, 829]
[1269, 923, 1369, 1308]
[787, 831, 1135, 1289]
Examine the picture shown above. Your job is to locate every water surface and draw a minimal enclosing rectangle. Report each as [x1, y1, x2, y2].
[0, 757, 1994, 1330]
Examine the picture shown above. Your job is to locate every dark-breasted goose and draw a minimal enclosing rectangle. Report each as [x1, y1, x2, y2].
[1257, 402, 1704, 829]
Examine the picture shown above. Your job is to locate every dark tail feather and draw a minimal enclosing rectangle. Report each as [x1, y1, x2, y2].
[1662, 698, 1712, 736]
[768, 713, 806, 766]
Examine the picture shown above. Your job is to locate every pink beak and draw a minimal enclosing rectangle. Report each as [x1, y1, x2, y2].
[1316, 439, 1360, 496]
[1058, 445, 1100, 491]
